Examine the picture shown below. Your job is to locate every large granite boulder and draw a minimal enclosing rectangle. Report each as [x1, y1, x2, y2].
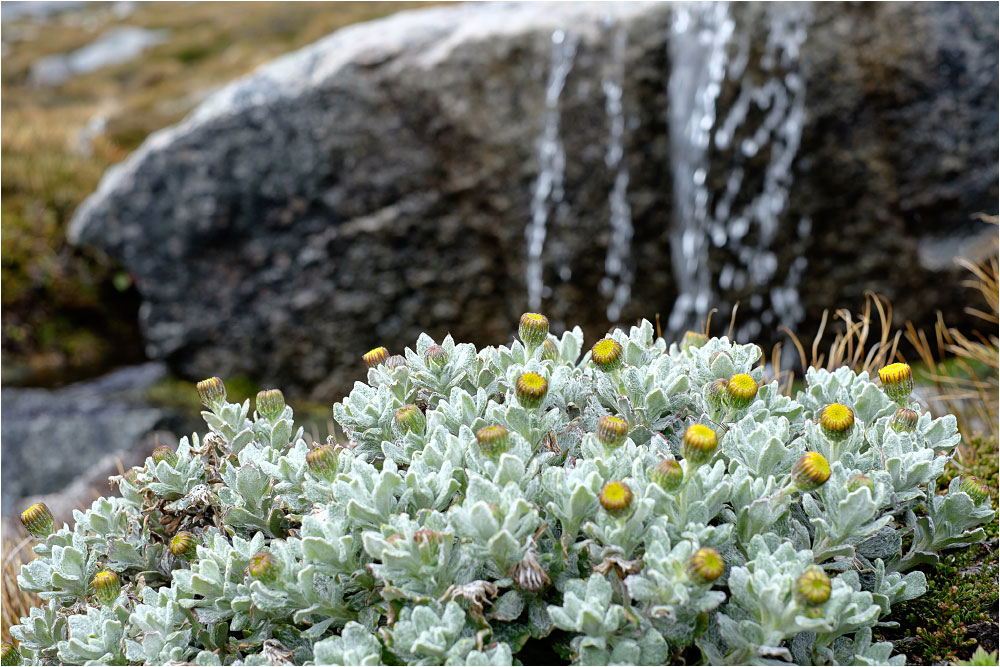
[68, 2, 998, 400]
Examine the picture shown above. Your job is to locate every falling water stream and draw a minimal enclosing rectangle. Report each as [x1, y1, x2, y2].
[526, 29, 577, 312]
[525, 4, 811, 336]
[667, 2, 811, 338]
[600, 20, 634, 323]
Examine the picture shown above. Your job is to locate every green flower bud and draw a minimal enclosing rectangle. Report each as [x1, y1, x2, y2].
[515, 372, 548, 408]
[2, 642, 22, 667]
[599, 480, 632, 513]
[92, 570, 121, 606]
[591, 338, 624, 372]
[363, 346, 389, 368]
[424, 345, 449, 368]
[541, 339, 560, 362]
[792, 452, 831, 492]
[726, 373, 758, 409]
[878, 362, 913, 404]
[169, 531, 199, 560]
[681, 424, 719, 466]
[890, 407, 919, 433]
[681, 330, 708, 351]
[846, 473, 875, 495]
[151, 445, 177, 466]
[476, 424, 511, 457]
[255, 389, 285, 420]
[688, 547, 724, 583]
[960, 476, 991, 505]
[707, 378, 728, 410]
[196, 376, 227, 408]
[596, 415, 629, 448]
[820, 403, 854, 441]
[306, 445, 338, 480]
[796, 566, 831, 605]
[394, 404, 426, 435]
[248, 552, 281, 583]
[650, 458, 684, 492]
[519, 312, 550, 348]
[20, 502, 54, 539]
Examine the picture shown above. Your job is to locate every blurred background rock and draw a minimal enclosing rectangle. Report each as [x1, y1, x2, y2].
[1, 1, 997, 517]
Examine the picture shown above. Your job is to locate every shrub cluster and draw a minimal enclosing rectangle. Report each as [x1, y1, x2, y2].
[5, 318, 995, 666]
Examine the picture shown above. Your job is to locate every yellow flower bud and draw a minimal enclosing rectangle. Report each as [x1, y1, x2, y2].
[688, 547, 724, 583]
[726, 373, 758, 409]
[363, 346, 389, 368]
[891, 407, 919, 433]
[169, 531, 199, 560]
[596, 416, 629, 448]
[476, 424, 511, 456]
[878, 362, 913, 404]
[515, 372, 548, 408]
[796, 566, 831, 605]
[196, 376, 227, 408]
[20, 502, 54, 539]
[650, 458, 684, 492]
[519, 313, 550, 348]
[682, 424, 719, 466]
[791, 452, 831, 492]
[820, 404, 854, 441]
[591, 338, 623, 372]
[599, 480, 633, 513]
[92, 570, 121, 606]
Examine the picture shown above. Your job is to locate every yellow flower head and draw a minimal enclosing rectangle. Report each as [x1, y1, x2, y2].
[516, 372, 548, 408]
[591, 338, 624, 372]
[599, 480, 633, 513]
[820, 404, 854, 441]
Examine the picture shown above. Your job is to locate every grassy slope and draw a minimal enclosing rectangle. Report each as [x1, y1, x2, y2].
[1, 1, 440, 386]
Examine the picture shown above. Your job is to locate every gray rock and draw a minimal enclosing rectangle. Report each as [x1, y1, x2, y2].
[1, 362, 178, 515]
[67, 2, 998, 400]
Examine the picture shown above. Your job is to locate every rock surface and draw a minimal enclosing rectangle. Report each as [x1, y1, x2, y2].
[0, 363, 188, 515]
[67, 2, 998, 399]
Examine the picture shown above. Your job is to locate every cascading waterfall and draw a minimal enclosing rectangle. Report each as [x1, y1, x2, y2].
[600, 20, 634, 323]
[666, 2, 734, 337]
[667, 2, 811, 339]
[715, 4, 811, 341]
[526, 29, 578, 312]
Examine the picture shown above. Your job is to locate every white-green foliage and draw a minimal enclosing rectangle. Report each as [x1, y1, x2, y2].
[10, 320, 995, 666]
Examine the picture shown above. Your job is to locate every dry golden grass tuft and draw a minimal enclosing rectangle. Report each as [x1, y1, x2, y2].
[1, 522, 39, 645]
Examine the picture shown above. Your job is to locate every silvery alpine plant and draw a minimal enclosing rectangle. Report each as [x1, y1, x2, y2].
[6, 316, 995, 666]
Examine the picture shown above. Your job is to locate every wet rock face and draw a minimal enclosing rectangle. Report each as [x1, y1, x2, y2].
[68, 2, 997, 400]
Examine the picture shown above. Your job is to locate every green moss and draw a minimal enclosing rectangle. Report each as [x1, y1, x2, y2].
[879, 437, 999, 664]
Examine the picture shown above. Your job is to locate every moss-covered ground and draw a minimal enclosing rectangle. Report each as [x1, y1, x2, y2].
[879, 435, 999, 665]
